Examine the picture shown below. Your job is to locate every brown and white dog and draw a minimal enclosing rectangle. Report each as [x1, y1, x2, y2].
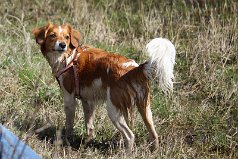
[33, 23, 176, 153]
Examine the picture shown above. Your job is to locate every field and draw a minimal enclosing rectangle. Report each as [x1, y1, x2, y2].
[0, 0, 237, 158]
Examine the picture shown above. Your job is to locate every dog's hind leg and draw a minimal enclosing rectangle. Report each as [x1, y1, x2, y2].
[107, 88, 135, 154]
[137, 94, 158, 151]
[82, 100, 95, 143]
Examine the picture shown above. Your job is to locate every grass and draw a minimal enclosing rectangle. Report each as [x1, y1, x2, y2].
[0, 0, 238, 158]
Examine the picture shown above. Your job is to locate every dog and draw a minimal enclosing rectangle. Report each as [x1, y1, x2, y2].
[33, 23, 176, 153]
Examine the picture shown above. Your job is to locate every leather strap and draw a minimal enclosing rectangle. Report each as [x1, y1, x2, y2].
[55, 47, 84, 98]
[55, 62, 74, 80]
[73, 53, 80, 97]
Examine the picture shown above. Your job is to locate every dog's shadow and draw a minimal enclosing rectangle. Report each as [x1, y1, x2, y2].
[10, 118, 120, 152]
[36, 126, 120, 152]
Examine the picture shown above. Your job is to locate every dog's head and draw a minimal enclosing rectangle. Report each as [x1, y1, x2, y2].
[33, 23, 80, 55]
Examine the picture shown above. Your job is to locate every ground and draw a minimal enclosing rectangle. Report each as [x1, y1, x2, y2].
[0, 0, 237, 158]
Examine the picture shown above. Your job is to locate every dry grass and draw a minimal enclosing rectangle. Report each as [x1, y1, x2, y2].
[0, 0, 238, 158]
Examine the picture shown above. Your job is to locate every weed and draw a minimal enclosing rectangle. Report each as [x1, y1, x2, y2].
[0, 0, 238, 158]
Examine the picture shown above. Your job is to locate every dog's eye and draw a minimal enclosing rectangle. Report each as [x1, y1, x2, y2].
[49, 33, 56, 38]
[65, 35, 70, 40]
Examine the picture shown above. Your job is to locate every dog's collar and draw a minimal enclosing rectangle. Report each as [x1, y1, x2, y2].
[66, 48, 78, 65]
[55, 45, 86, 98]
[64, 44, 86, 65]
[55, 48, 79, 78]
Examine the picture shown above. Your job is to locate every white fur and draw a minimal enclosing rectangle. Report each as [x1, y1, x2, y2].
[58, 75, 77, 135]
[59, 26, 63, 34]
[143, 38, 176, 93]
[55, 41, 60, 51]
[80, 78, 106, 102]
[93, 78, 103, 87]
[121, 60, 139, 68]
[66, 49, 77, 65]
[82, 100, 95, 141]
[46, 51, 65, 70]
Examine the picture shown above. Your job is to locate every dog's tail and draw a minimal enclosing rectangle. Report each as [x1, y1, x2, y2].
[142, 38, 176, 93]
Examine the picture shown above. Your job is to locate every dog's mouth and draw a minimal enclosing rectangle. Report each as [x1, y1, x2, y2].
[53, 48, 67, 52]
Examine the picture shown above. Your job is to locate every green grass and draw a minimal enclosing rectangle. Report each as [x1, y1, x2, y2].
[0, 0, 238, 158]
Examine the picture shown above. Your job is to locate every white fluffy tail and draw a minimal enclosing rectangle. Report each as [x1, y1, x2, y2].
[143, 38, 176, 93]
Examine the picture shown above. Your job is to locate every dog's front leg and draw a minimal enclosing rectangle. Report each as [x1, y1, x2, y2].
[63, 90, 76, 138]
[82, 100, 95, 143]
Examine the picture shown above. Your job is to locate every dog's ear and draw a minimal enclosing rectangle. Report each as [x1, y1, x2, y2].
[68, 25, 80, 48]
[33, 23, 52, 45]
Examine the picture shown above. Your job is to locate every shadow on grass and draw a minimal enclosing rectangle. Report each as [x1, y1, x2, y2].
[35, 126, 121, 152]
[11, 119, 121, 153]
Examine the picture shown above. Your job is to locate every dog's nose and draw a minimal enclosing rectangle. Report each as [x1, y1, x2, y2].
[59, 42, 66, 49]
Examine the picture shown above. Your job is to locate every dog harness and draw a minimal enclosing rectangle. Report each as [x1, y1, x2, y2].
[55, 45, 86, 98]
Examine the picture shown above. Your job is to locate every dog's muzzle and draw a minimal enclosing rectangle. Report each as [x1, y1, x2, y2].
[55, 41, 67, 51]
